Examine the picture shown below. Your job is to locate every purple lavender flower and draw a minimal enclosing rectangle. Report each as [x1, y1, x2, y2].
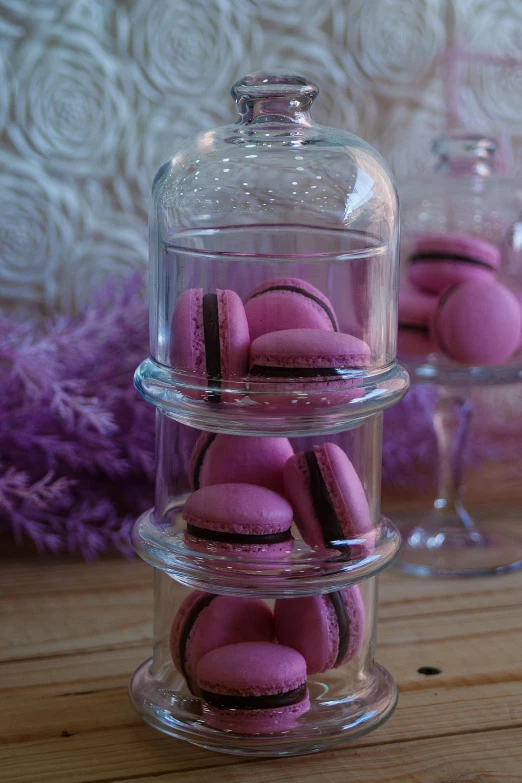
[0, 274, 155, 559]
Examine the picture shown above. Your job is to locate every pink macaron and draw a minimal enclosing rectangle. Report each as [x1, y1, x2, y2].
[398, 282, 438, 358]
[189, 432, 293, 495]
[170, 592, 274, 695]
[170, 288, 250, 402]
[197, 641, 310, 734]
[408, 234, 500, 294]
[274, 586, 365, 675]
[398, 326, 438, 360]
[244, 277, 339, 342]
[182, 483, 294, 558]
[399, 282, 438, 328]
[248, 328, 371, 408]
[431, 280, 522, 366]
[283, 442, 373, 555]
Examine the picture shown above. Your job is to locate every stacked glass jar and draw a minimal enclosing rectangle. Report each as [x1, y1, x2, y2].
[130, 72, 409, 756]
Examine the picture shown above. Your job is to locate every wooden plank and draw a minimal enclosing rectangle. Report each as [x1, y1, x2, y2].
[2, 552, 522, 781]
[378, 571, 522, 619]
[0, 725, 246, 783]
[0, 557, 151, 596]
[1, 678, 522, 747]
[0, 587, 152, 662]
[3, 561, 522, 667]
[120, 728, 522, 783]
[0, 645, 149, 691]
[2, 724, 521, 783]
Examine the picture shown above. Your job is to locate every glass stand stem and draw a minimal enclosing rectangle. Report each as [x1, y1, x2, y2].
[431, 389, 482, 541]
[405, 387, 488, 552]
[398, 386, 522, 577]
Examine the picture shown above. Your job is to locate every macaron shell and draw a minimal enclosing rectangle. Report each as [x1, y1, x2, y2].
[399, 282, 438, 327]
[408, 234, 500, 294]
[514, 289, 522, 346]
[274, 594, 338, 674]
[170, 594, 275, 695]
[217, 289, 250, 378]
[316, 442, 373, 537]
[398, 326, 438, 359]
[183, 531, 294, 559]
[189, 432, 294, 494]
[170, 590, 208, 677]
[431, 280, 522, 365]
[337, 585, 366, 666]
[409, 261, 495, 295]
[182, 483, 294, 535]
[274, 586, 365, 674]
[283, 444, 373, 554]
[412, 234, 501, 268]
[283, 452, 330, 550]
[250, 328, 371, 369]
[197, 642, 310, 731]
[201, 694, 310, 734]
[247, 377, 366, 409]
[244, 277, 339, 342]
[197, 642, 307, 696]
[170, 288, 205, 374]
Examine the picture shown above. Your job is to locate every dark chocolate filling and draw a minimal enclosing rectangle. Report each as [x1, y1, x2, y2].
[179, 593, 217, 693]
[329, 591, 350, 666]
[249, 365, 346, 378]
[248, 284, 338, 331]
[431, 284, 460, 361]
[186, 524, 292, 545]
[409, 251, 494, 270]
[304, 449, 346, 549]
[200, 683, 307, 711]
[202, 292, 222, 404]
[398, 322, 430, 333]
[192, 433, 217, 490]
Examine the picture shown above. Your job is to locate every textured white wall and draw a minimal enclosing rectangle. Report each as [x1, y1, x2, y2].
[1, 0, 521, 316]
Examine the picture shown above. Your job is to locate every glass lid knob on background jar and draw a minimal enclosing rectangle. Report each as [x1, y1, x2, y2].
[136, 70, 408, 437]
[432, 132, 496, 178]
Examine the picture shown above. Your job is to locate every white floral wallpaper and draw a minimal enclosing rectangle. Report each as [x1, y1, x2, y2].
[1, 0, 521, 316]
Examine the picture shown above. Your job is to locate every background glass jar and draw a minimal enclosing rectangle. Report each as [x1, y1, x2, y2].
[395, 132, 522, 577]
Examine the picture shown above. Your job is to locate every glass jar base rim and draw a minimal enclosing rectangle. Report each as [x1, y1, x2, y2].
[129, 658, 397, 757]
[132, 505, 402, 595]
[135, 358, 410, 436]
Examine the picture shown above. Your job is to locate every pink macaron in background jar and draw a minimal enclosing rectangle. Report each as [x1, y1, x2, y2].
[130, 71, 408, 756]
[395, 132, 522, 578]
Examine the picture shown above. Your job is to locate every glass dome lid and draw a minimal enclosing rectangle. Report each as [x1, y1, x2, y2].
[151, 70, 398, 242]
[138, 71, 408, 436]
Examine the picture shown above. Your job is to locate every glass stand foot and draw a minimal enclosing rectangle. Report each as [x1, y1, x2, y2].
[395, 512, 522, 577]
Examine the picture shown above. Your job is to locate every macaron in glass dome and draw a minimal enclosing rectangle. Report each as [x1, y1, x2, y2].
[396, 132, 522, 577]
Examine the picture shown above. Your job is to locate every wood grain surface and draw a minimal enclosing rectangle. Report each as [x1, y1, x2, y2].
[1, 549, 521, 783]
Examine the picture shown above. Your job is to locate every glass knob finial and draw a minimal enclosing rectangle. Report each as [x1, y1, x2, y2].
[231, 71, 319, 125]
[433, 132, 496, 176]
[231, 71, 319, 102]
[433, 132, 496, 161]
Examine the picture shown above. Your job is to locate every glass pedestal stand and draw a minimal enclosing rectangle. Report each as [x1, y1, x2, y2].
[396, 359, 522, 578]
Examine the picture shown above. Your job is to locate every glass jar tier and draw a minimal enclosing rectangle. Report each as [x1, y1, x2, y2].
[129, 568, 397, 757]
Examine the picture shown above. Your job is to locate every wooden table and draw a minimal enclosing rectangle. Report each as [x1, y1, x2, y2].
[1, 552, 522, 783]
